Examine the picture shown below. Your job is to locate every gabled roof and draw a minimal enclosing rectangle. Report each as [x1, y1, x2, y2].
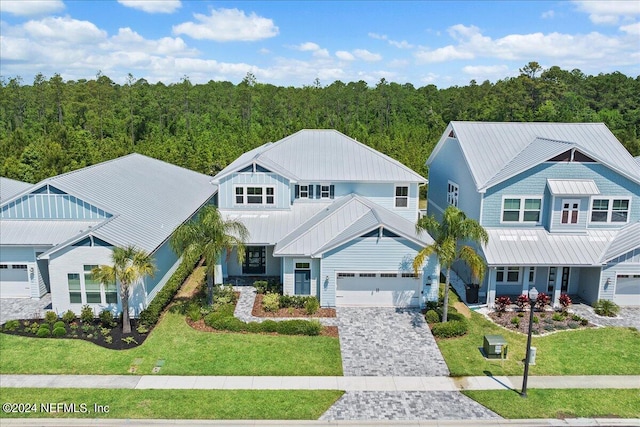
[274, 194, 432, 257]
[602, 221, 640, 263]
[0, 177, 33, 202]
[1, 154, 217, 256]
[213, 129, 426, 183]
[427, 122, 640, 191]
[0, 220, 101, 246]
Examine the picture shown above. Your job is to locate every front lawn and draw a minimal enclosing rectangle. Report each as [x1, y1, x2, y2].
[0, 388, 343, 420]
[0, 310, 342, 376]
[463, 389, 640, 419]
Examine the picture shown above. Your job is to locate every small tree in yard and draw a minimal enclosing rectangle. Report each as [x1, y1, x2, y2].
[413, 206, 488, 323]
[92, 245, 155, 334]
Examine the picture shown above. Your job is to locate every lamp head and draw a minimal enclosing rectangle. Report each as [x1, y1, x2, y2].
[529, 287, 539, 301]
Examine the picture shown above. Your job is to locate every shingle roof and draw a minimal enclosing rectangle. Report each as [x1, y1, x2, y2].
[2, 154, 217, 256]
[213, 129, 426, 183]
[0, 177, 33, 202]
[428, 122, 640, 191]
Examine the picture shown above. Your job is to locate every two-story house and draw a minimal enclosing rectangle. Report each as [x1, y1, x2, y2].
[427, 122, 640, 307]
[212, 129, 439, 308]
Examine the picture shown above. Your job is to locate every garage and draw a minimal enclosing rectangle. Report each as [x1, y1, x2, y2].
[614, 275, 640, 306]
[0, 264, 31, 298]
[335, 272, 422, 307]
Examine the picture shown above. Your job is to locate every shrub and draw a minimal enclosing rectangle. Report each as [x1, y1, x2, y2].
[425, 301, 439, 312]
[100, 327, 111, 337]
[552, 312, 564, 322]
[3, 320, 19, 331]
[510, 317, 520, 327]
[212, 285, 237, 306]
[567, 321, 579, 329]
[80, 305, 94, 323]
[260, 320, 278, 333]
[44, 311, 58, 324]
[275, 319, 321, 336]
[580, 318, 589, 326]
[136, 324, 149, 334]
[494, 296, 512, 314]
[53, 321, 66, 330]
[535, 293, 551, 311]
[517, 312, 524, 318]
[532, 316, 539, 324]
[139, 255, 199, 327]
[186, 304, 203, 322]
[121, 336, 138, 345]
[253, 280, 269, 294]
[262, 293, 280, 312]
[36, 325, 51, 337]
[99, 310, 116, 328]
[559, 293, 572, 311]
[515, 294, 530, 310]
[543, 324, 555, 332]
[61, 310, 76, 323]
[52, 326, 67, 337]
[28, 322, 40, 334]
[431, 320, 469, 338]
[207, 316, 247, 332]
[304, 297, 320, 315]
[593, 299, 620, 317]
[571, 314, 582, 321]
[104, 336, 113, 344]
[425, 309, 440, 324]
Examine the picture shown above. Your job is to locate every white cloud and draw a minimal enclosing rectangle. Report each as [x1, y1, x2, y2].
[173, 8, 278, 41]
[353, 49, 382, 62]
[295, 42, 320, 51]
[103, 27, 197, 56]
[462, 64, 511, 79]
[117, 0, 181, 14]
[415, 45, 475, 62]
[368, 32, 414, 49]
[23, 16, 106, 44]
[0, 0, 64, 16]
[620, 21, 640, 36]
[541, 10, 555, 19]
[572, 0, 640, 25]
[336, 51, 355, 61]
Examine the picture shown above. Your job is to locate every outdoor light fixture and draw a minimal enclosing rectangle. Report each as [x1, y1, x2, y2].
[521, 286, 539, 398]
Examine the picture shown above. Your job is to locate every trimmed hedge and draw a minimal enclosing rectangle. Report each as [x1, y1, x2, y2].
[203, 306, 322, 336]
[431, 319, 469, 338]
[425, 309, 440, 324]
[139, 256, 199, 327]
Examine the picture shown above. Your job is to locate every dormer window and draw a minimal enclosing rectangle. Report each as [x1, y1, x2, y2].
[295, 184, 334, 199]
[234, 186, 275, 205]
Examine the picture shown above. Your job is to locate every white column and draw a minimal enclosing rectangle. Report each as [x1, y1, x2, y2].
[522, 266, 531, 296]
[214, 253, 223, 285]
[487, 267, 497, 308]
[552, 266, 562, 308]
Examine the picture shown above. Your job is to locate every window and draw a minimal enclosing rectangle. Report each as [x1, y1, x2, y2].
[359, 273, 376, 277]
[380, 273, 397, 278]
[105, 282, 118, 304]
[447, 181, 459, 207]
[590, 198, 630, 223]
[235, 187, 244, 204]
[337, 273, 355, 278]
[295, 262, 310, 269]
[561, 199, 579, 224]
[401, 273, 418, 278]
[68, 273, 82, 304]
[0, 265, 7, 269]
[395, 186, 408, 208]
[84, 265, 101, 303]
[11, 264, 27, 269]
[502, 197, 542, 223]
[266, 187, 274, 204]
[247, 187, 263, 204]
[528, 267, 536, 284]
[496, 267, 520, 283]
[235, 186, 275, 205]
[321, 185, 330, 198]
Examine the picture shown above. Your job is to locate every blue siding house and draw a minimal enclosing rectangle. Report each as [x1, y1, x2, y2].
[213, 129, 439, 307]
[0, 154, 218, 316]
[427, 122, 640, 307]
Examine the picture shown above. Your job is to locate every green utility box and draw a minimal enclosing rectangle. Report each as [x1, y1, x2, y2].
[483, 334, 507, 359]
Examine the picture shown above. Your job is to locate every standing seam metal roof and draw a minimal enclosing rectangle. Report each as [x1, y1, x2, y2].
[0, 177, 33, 203]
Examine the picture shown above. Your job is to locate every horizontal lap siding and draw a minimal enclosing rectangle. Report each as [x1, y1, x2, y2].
[339, 183, 420, 222]
[218, 173, 290, 209]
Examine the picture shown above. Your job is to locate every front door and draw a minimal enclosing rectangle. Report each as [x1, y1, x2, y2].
[294, 270, 311, 295]
[243, 246, 266, 274]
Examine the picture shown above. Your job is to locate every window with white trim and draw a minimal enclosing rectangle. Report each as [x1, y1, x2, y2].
[234, 186, 275, 205]
[84, 265, 101, 303]
[295, 262, 310, 269]
[0, 265, 7, 269]
[337, 273, 355, 278]
[395, 186, 408, 208]
[502, 197, 542, 223]
[496, 267, 520, 283]
[447, 181, 459, 207]
[380, 273, 397, 278]
[561, 199, 579, 224]
[299, 185, 309, 198]
[321, 185, 331, 198]
[590, 198, 630, 223]
[68, 273, 81, 303]
[359, 273, 376, 277]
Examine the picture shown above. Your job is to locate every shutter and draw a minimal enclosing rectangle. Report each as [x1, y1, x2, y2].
[330, 185, 335, 199]
[295, 185, 300, 199]
[309, 185, 314, 198]
[316, 185, 321, 199]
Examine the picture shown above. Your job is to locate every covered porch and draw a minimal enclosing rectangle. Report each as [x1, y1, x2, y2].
[218, 245, 282, 284]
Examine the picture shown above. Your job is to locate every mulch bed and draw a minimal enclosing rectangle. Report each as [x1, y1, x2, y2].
[1, 318, 150, 350]
[488, 308, 595, 335]
[252, 293, 336, 318]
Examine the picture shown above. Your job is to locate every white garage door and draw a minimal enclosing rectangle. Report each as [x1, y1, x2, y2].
[0, 264, 31, 298]
[614, 275, 640, 306]
[335, 272, 422, 307]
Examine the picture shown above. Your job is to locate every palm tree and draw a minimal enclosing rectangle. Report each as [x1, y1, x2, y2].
[413, 206, 488, 322]
[170, 205, 249, 304]
[92, 245, 155, 334]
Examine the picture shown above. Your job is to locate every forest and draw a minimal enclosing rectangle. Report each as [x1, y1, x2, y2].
[1, 62, 639, 183]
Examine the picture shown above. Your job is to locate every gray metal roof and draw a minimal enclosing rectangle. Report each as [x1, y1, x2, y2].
[428, 122, 640, 191]
[0, 220, 100, 246]
[214, 129, 426, 183]
[483, 228, 618, 266]
[0, 177, 33, 202]
[547, 179, 600, 196]
[602, 221, 640, 263]
[3, 154, 217, 256]
[274, 194, 432, 257]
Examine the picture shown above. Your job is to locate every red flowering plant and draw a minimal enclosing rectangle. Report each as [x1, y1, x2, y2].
[535, 292, 551, 311]
[559, 293, 572, 313]
[494, 296, 512, 316]
[515, 294, 530, 311]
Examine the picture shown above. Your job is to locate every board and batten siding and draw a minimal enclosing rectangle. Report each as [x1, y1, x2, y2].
[481, 162, 640, 228]
[320, 236, 439, 307]
[427, 136, 481, 221]
[143, 238, 180, 306]
[1, 192, 111, 220]
[282, 257, 320, 298]
[218, 173, 290, 209]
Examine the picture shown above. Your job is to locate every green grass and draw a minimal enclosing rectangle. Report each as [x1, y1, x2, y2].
[436, 289, 640, 376]
[0, 311, 342, 376]
[0, 388, 343, 419]
[463, 389, 640, 419]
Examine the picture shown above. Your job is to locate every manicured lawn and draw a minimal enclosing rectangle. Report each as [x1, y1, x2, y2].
[463, 389, 640, 419]
[0, 310, 342, 376]
[435, 291, 640, 376]
[0, 388, 343, 419]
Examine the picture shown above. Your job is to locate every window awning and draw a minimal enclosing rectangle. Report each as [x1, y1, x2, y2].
[547, 179, 600, 196]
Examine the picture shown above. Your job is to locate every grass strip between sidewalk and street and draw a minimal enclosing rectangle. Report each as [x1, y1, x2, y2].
[463, 389, 640, 419]
[0, 389, 344, 420]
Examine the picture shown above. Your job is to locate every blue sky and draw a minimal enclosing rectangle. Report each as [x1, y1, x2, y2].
[1, 0, 638, 88]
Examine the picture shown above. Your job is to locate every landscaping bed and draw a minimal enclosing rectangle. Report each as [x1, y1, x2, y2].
[252, 293, 336, 318]
[488, 309, 594, 335]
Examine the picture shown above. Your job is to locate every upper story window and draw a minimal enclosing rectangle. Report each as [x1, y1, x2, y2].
[235, 186, 275, 205]
[561, 199, 580, 224]
[502, 197, 542, 223]
[447, 181, 459, 207]
[395, 186, 408, 208]
[590, 198, 630, 223]
[295, 184, 334, 200]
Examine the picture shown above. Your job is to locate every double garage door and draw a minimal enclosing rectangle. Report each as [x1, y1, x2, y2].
[614, 275, 640, 306]
[0, 264, 31, 298]
[335, 272, 422, 307]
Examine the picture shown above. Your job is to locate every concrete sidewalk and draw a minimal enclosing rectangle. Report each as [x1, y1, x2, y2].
[1, 374, 638, 391]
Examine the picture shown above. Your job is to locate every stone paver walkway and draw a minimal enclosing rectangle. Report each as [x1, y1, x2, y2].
[0, 294, 51, 324]
[571, 304, 640, 329]
[337, 307, 449, 377]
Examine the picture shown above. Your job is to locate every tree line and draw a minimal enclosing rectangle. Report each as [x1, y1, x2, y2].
[1, 62, 638, 183]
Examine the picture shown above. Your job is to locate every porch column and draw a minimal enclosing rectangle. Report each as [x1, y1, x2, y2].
[214, 253, 223, 285]
[522, 266, 531, 296]
[552, 266, 562, 308]
[487, 267, 497, 308]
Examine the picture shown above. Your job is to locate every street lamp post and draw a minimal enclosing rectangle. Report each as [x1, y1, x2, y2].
[521, 286, 538, 398]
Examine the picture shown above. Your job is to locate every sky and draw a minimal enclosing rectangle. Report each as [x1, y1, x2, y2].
[1, 0, 639, 88]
